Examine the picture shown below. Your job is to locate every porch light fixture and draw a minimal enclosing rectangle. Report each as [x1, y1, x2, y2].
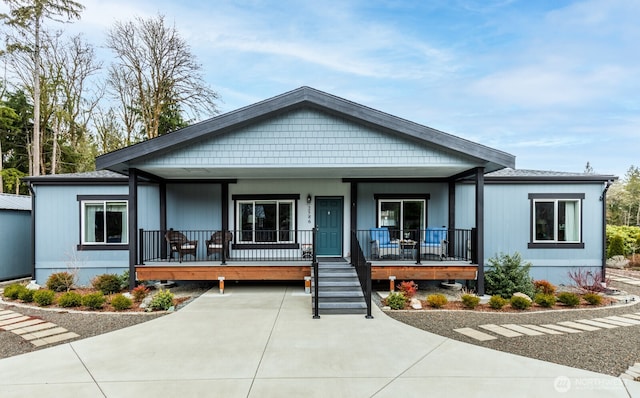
[307, 194, 312, 204]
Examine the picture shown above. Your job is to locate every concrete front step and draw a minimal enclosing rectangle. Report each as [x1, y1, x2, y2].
[313, 302, 368, 315]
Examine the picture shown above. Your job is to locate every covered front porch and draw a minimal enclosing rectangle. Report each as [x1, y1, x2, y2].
[134, 228, 478, 284]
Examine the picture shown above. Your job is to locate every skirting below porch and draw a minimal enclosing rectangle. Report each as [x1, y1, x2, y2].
[135, 264, 311, 281]
[371, 264, 478, 281]
[134, 262, 478, 282]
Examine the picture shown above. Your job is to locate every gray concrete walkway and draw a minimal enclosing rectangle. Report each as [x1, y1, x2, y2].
[0, 285, 637, 397]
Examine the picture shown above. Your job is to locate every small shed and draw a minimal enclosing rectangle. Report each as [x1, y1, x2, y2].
[0, 193, 32, 281]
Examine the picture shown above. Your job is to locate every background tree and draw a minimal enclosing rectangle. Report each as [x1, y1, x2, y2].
[40, 31, 101, 174]
[105, 14, 219, 140]
[93, 106, 125, 155]
[607, 166, 640, 226]
[1, 0, 84, 176]
[0, 89, 31, 194]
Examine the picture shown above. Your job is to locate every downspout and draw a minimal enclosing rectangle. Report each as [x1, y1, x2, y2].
[600, 180, 613, 281]
[28, 183, 36, 281]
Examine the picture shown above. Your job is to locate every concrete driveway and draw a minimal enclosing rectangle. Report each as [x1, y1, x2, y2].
[0, 285, 637, 397]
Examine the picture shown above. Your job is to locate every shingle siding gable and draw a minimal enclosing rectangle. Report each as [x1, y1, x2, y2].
[136, 109, 473, 169]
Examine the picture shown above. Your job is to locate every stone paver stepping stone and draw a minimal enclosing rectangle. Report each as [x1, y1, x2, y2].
[500, 324, 545, 336]
[2, 318, 45, 330]
[22, 327, 68, 341]
[0, 312, 24, 322]
[575, 319, 619, 329]
[453, 327, 497, 341]
[606, 316, 640, 325]
[11, 322, 57, 335]
[620, 314, 640, 321]
[557, 321, 600, 332]
[479, 324, 523, 337]
[540, 324, 583, 334]
[592, 317, 635, 327]
[520, 324, 564, 335]
[0, 315, 31, 327]
[0, 310, 15, 316]
[31, 332, 79, 347]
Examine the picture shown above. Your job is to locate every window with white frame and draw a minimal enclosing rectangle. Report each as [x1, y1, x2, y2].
[530, 194, 583, 245]
[237, 200, 294, 243]
[81, 200, 128, 244]
[378, 198, 426, 241]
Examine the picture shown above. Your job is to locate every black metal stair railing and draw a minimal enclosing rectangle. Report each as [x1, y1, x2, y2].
[351, 230, 373, 319]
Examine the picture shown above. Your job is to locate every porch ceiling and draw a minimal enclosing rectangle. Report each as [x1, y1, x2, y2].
[136, 164, 475, 179]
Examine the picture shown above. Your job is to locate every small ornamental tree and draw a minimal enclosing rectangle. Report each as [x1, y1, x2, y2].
[484, 252, 535, 299]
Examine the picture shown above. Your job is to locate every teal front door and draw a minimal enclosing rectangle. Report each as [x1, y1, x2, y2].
[315, 197, 343, 257]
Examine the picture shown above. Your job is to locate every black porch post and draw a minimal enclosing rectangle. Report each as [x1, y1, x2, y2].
[350, 182, 358, 229]
[475, 167, 485, 295]
[221, 182, 229, 265]
[160, 182, 167, 259]
[447, 180, 456, 281]
[128, 168, 139, 290]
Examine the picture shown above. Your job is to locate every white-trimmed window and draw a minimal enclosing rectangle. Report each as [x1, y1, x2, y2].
[237, 200, 294, 243]
[377, 198, 426, 241]
[530, 194, 584, 246]
[81, 200, 128, 244]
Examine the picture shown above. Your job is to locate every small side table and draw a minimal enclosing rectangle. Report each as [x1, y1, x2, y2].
[399, 240, 417, 260]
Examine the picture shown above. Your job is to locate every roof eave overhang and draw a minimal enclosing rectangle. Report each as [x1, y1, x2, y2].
[96, 86, 516, 176]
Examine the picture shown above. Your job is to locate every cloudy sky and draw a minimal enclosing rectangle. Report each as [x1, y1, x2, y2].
[58, 1, 640, 178]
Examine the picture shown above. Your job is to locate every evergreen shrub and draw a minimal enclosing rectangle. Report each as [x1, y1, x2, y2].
[58, 291, 83, 308]
[91, 274, 122, 295]
[46, 272, 75, 292]
[111, 294, 133, 311]
[484, 252, 534, 299]
[510, 295, 532, 310]
[426, 293, 448, 308]
[33, 289, 56, 307]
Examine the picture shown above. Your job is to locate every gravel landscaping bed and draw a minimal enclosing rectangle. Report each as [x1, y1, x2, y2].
[2, 277, 640, 379]
[383, 280, 640, 377]
[0, 281, 216, 359]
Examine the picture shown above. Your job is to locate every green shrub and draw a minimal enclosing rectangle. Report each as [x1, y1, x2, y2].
[426, 293, 448, 308]
[3, 284, 27, 300]
[91, 274, 122, 295]
[510, 295, 532, 310]
[488, 295, 507, 309]
[132, 285, 150, 302]
[534, 280, 556, 295]
[46, 272, 75, 292]
[583, 292, 603, 306]
[607, 233, 626, 258]
[118, 270, 130, 290]
[484, 252, 535, 299]
[557, 292, 580, 307]
[18, 288, 34, 303]
[384, 292, 408, 310]
[461, 294, 480, 309]
[534, 293, 556, 308]
[33, 289, 56, 306]
[58, 291, 83, 308]
[149, 289, 175, 311]
[111, 294, 133, 311]
[82, 292, 106, 310]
